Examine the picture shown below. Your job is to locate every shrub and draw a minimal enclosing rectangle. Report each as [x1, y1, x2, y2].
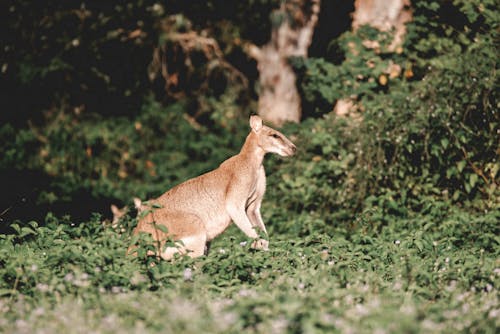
[279, 0, 499, 228]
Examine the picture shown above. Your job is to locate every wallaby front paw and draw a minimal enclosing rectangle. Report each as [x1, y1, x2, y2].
[251, 238, 269, 251]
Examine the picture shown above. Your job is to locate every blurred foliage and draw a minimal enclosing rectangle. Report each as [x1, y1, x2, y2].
[0, 98, 246, 222]
[0, 0, 160, 121]
[148, 14, 251, 127]
[284, 0, 499, 225]
[0, 0, 279, 124]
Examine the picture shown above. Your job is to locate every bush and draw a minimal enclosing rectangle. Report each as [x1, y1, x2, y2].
[281, 0, 499, 227]
[0, 98, 248, 223]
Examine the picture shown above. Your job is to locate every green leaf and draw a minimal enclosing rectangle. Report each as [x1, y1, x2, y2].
[469, 173, 478, 188]
[457, 160, 467, 173]
[440, 138, 449, 149]
[154, 224, 169, 234]
[11, 223, 20, 234]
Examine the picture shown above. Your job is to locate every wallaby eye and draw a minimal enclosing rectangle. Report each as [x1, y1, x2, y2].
[271, 133, 280, 139]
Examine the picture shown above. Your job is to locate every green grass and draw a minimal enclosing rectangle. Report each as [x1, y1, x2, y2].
[1, 206, 498, 333]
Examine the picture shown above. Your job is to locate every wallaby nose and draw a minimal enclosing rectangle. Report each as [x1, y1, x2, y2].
[291, 145, 297, 155]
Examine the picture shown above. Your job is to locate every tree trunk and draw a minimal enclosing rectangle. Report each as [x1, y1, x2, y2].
[352, 0, 412, 51]
[248, 0, 320, 127]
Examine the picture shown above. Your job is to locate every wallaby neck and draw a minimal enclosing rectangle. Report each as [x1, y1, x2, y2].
[239, 131, 266, 167]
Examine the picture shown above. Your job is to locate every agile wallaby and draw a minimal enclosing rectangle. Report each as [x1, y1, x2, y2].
[129, 115, 296, 260]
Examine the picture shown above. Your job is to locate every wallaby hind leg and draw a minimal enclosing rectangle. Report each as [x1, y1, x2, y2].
[155, 212, 207, 260]
[161, 233, 207, 260]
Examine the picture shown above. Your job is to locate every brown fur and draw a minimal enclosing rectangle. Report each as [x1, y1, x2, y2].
[129, 115, 296, 260]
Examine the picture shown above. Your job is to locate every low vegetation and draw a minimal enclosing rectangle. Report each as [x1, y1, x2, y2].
[1, 206, 498, 332]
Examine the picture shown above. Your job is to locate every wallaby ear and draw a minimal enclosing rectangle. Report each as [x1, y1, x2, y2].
[250, 115, 263, 132]
[110, 204, 120, 215]
[133, 197, 142, 210]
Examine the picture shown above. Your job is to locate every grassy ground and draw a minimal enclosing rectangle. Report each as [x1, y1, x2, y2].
[1, 205, 498, 333]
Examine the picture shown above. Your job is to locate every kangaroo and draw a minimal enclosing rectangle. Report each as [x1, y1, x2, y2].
[129, 115, 296, 260]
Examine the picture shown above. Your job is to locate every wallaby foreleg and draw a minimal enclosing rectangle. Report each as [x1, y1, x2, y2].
[246, 202, 267, 235]
[246, 167, 268, 235]
[226, 204, 260, 239]
[227, 204, 268, 250]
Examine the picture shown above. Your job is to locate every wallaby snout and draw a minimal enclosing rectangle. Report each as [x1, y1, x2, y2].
[282, 142, 297, 157]
[274, 140, 296, 157]
[250, 115, 297, 157]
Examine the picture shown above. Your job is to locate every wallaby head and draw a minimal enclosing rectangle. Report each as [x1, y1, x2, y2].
[249, 115, 297, 157]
